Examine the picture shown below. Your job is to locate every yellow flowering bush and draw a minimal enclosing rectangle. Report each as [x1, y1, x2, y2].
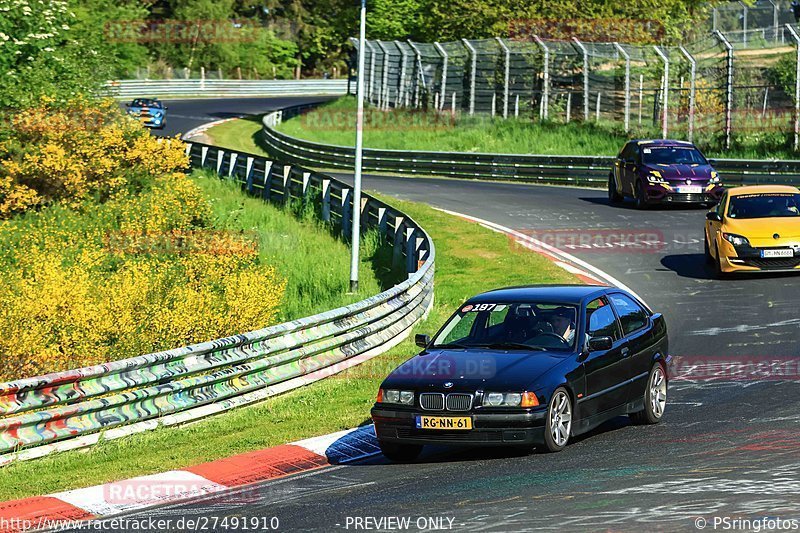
[0, 98, 188, 218]
[0, 100, 287, 381]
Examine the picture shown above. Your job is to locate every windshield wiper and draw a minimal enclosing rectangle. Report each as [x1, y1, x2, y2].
[430, 342, 469, 349]
[470, 342, 547, 351]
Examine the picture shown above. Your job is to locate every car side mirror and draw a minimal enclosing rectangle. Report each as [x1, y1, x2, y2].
[706, 212, 722, 222]
[415, 334, 430, 348]
[588, 336, 613, 352]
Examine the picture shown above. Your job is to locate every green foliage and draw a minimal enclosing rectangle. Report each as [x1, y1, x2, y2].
[0, 0, 108, 107]
[767, 52, 797, 104]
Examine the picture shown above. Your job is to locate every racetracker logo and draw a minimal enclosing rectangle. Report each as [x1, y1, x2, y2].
[104, 20, 260, 44]
[514, 229, 666, 254]
[508, 18, 665, 43]
[673, 355, 800, 381]
[297, 108, 456, 131]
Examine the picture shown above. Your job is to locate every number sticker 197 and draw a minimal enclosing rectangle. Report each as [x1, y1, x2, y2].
[462, 303, 496, 313]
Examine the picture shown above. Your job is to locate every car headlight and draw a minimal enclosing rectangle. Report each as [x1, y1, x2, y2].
[483, 391, 538, 407]
[709, 171, 720, 184]
[646, 171, 666, 184]
[153, 111, 163, 119]
[723, 233, 750, 247]
[377, 388, 414, 405]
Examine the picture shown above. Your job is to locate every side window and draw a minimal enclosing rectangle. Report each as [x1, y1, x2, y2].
[586, 298, 621, 340]
[716, 192, 728, 216]
[631, 145, 641, 165]
[619, 143, 632, 160]
[609, 294, 649, 336]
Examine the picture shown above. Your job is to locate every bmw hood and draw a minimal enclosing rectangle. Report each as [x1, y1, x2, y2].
[381, 349, 570, 392]
[646, 164, 714, 181]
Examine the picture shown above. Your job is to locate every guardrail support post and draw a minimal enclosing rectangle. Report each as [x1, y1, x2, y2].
[613, 42, 630, 132]
[462, 39, 477, 115]
[228, 153, 238, 176]
[534, 36, 550, 120]
[434, 42, 448, 111]
[496, 37, 511, 119]
[301, 171, 311, 198]
[653, 45, 669, 139]
[282, 165, 292, 203]
[405, 227, 417, 275]
[341, 188, 352, 237]
[216, 150, 225, 174]
[787, 24, 800, 151]
[200, 146, 208, 166]
[321, 178, 331, 222]
[571, 38, 589, 121]
[714, 30, 734, 150]
[184, 143, 192, 158]
[393, 216, 405, 267]
[679, 45, 697, 142]
[262, 161, 273, 198]
[378, 207, 388, 237]
[245, 156, 254, 190]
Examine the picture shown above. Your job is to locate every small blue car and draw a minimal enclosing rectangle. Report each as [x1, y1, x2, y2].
[609, 139, 724, 208]
[125, 98, 168, 129]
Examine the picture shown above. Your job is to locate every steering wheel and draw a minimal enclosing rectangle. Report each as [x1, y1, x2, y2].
[530, 332, 570, 346]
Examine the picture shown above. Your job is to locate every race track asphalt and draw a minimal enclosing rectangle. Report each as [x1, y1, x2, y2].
[79, 99, 800, 532]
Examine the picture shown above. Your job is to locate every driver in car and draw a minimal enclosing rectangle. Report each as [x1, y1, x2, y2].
[550, 307, 576, 344]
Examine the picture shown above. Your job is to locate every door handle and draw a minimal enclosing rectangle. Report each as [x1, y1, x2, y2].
[621, 347, 630, 357]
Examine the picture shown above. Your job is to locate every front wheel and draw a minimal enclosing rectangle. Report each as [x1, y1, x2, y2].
[379, 441, 423, 462]
[631, 364, 667, 424]
[542, 387, 572, 452]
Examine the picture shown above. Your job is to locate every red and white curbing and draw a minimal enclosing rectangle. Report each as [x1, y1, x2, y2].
[0, 426, 380, 532]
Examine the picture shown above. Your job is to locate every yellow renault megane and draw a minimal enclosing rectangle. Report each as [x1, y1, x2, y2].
[705, 185, 800, 277]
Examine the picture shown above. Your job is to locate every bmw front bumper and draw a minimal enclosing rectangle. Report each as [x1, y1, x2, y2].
[371, 406, 547, 446]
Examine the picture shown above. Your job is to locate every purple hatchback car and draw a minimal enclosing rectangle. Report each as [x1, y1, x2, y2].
[608, 140, 724, 209]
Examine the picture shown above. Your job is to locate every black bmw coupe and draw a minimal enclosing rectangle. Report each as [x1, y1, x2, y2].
[371, 285, 671, 460]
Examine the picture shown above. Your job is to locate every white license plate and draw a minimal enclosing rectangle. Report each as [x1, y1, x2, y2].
[761, 249, 793, 258]
[677, 186, 702, 194]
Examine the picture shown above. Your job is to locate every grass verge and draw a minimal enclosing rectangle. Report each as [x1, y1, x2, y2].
[0, 190, 576, 501]
[272, 96, 799, 160]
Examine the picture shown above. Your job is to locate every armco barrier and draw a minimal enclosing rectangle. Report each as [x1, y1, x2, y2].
[262, 104, 800, 187]
[106, 79, 348, 98]
[0, 141, 434, 464]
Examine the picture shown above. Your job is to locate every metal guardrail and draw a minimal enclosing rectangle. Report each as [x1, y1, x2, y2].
[105, 79, 348, 98]
[0, 141, 434, 463]
[262, 104, 800, 187]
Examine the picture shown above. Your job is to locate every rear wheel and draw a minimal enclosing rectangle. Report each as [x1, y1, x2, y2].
[542, 387, 572, 453]
[378, 441, 422, 462]
[630, 364, 667, 424]
[608, 173, 623, 204]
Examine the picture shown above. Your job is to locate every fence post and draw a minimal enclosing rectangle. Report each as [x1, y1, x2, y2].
[200, 146, 208, 166]
[405, 227, 416, 275]
[653, 45, 669, 139]
[392, 216, 405, 268]
[496, 37, 511, 119]
[770, 0, 779, 43]
[572, 38, 589, 121]
[282, 165, 292, 203]
[377, 206, 388, 237]
[200, 66, 205, 90]
[301, 171, 311, 199]
[321, 178, 331, 222]
[566, 92, 572, 122]
[714, 30, 734, 150]
[679, 45, 697, 142]
[740, 1, 748, 47]
[613, 42, 630, 132]
[396, 40, 408, 108]
[408, 41, 424, 108]
[366, 40, 376, 104]
[261, 161, 274, 199]
[534, 35, 550, 120]
[434, 42, 448, 111]
[462, 39, 477, 115]
[787, 24, 800, 151]
[228, 153, 238, 176]
[215, 149, 225, 174]
[377, 40, 390, 109]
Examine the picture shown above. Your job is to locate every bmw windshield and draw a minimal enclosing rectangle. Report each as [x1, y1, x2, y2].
[432, 302, 578, 352]
[727, 193, 800, 219]
[642, 146, 707, 165]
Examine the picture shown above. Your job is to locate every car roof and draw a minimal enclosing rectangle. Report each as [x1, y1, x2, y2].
[466, 285, 612, 305]
[630, 139, 696, 147]
[727, 184, 800, 196]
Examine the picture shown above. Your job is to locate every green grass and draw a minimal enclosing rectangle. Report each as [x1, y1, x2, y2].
[272, 96, 799, 160]
[201, 115, 270, 157]
[195, 171, 385, 320]
[0, 189, 576, 501]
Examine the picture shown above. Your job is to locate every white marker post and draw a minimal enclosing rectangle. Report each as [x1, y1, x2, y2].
[350, 0, 367, 292]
